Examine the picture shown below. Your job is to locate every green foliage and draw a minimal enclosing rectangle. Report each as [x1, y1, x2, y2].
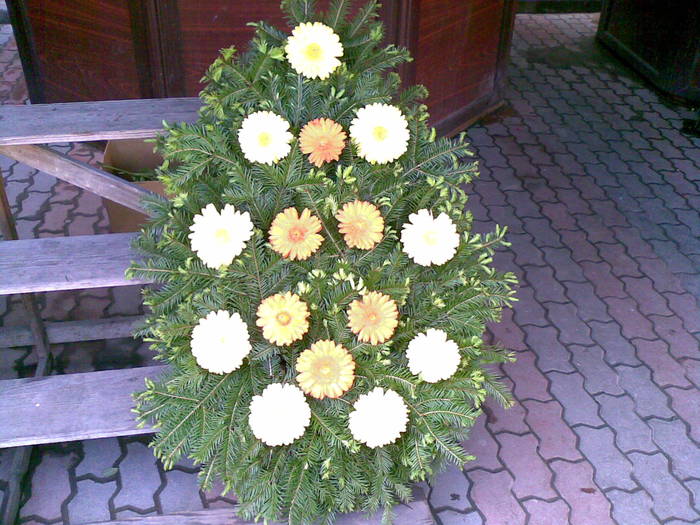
[129, 1, 517, 523]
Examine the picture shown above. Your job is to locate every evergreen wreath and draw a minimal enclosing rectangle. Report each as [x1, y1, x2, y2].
[128, 1, 518, 523]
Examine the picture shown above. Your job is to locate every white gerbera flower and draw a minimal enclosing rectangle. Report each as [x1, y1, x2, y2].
[349, 387, 408, 448]
[248, 383, 311, 446]
[285, 22, 343, 79]
[349, 103, 409, 164]
[400, 209, 459, 266]
[238, 111, 293, 165]
[188, 203, 254, 269]
[190, 310, 251, 374]
[406, 329, 460, 382]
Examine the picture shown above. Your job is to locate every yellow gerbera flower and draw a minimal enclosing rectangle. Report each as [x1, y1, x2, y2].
[269, 207, 324, 260]
[299, 118, 346, 167]
[296, 340, 355, 399]
[256, 292, 310, 346]
[347, 291, 399, 345]
[335, 200, 384, 250]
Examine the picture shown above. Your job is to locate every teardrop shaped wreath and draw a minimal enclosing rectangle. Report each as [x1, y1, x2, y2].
[129, 1, 517, 523]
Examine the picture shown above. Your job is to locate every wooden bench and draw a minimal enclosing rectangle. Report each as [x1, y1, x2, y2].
[0, 100, 434, 524]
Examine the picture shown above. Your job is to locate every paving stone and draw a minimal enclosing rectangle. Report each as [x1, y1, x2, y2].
[603, 297, 657, 341]
[649, 314, 700, 360]
[666, 387, 700, 443]
[550, 460, 614, 525]
[616, 365, 674, 418]
[466, 470, 526, 525]
[523, 400, 582, 461]
[483, 395, 529, 435]
[67, 479, 116, 524]
[563, 281, 609, 323]
[461, 416, 502, 472]
[683, 359, 700, 389]
[588, 320, 640, 366]
[494, 433, 556, 499]
[113, 441, 162, 511]
[429, 464, 471, 511]
[547, 371, 603, 426]
[436, 509, 483, 525]
[20, 450, 78, 522]
[502, 350, 551, 401]
[579, 261, 626, 299]
[686, 479, 700, 513]
[596, 394, 656, 453]
[159, 468, 204, 513]
[570, 345, 623, 395]
[573, 426, 635, 490]
[607, 489, 658, 525]
[511, 286, 547, 327]
[523, 325, 574, 373]
[521, 499, 570, 525]
[634, 339, 692, 388]
[544, 302, 593, 345]
[648, 418, 700, 480]
[629, 452, 699, 522]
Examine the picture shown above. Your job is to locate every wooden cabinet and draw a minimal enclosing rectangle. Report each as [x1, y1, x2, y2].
[597, 0, 700, 104]
[9, 0, 516, 134]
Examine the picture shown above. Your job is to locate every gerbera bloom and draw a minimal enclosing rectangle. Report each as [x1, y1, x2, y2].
[238, 111, 293, 165]
[401, 209, 460, 266]
[349, 387, 408, 448]
[347, 291, 399, 345]
[335, 200, 384, 250]
[248, 383, 311, 446]
[256, 292, 310, 346]
[299, 118, 346, 167]
[349, 103, 410, 164]
[190, 310, 251, 374]
[406, 328, 460, 382]
[269, 207, 324, 260]
[296, 340, 355, 399]
[188, 203, 254, 269]
[285, 22, 343, 79]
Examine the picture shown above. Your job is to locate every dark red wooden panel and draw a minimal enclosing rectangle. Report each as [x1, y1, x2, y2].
[25, 0, 142, 102]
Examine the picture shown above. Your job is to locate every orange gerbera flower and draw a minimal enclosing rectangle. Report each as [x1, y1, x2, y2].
[299, 118, 346, 167]
[296, 340, 355, 399]
[347, 291, 399, 345]
[336, 200, 384, 250]
[269, 207, 324, 260]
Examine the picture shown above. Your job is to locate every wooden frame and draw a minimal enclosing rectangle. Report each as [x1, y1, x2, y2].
[0, 99, 434, 525]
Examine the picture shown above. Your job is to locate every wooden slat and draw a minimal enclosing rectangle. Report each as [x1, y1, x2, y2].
[0, 144, 155, 213]
[0, 366, 163, 447]
[0, 98, 201, 146]
[0, 233, 150, 294]
[83, 494, 433, 524]
[0, 315, 145, 347]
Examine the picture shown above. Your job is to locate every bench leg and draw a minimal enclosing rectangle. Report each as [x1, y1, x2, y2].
[0, 172, 51, 524]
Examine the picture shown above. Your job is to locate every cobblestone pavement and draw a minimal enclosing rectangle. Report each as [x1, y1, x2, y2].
[0, 12, 699, 525]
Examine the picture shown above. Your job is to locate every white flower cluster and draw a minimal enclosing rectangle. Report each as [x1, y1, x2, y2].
[188, 203, 254, 269]
[406, 329, 461, 382]
[349, 387, 408, 448]
[190, 310, 251, 374]
[248, 383, 311, 446]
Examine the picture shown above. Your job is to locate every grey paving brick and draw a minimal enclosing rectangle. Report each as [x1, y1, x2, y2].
[548, 371, 603, 426]
[436, 509, 483, 525]
[597, 394, 656, 453]
[113, 441, 162, 512]
[429, 464, 471, 511]
[159, 468, 204, 514]
[523, 325, 574, 373]
[607, 489, 657, 525]
[544, 302, 594, 346]
[20, 451, 78, 522]
[571, 345, 623, 395]
[67, 480, 116, 524]
[647, 418, 700, 480]
[629, 452, 699, 522]
[616, 365, 674, 418]
[573, 426, 635, 490]
[76, 438, 122, 479]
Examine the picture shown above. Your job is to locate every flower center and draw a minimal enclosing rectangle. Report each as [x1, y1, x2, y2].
[215, 228, 231, 243]
[372, 126, 389, 141]
[258, 132, 272, 147]
[288, 226, 307, 242]
[276, 311, 292, 326]
[422, 230, 439, 246]
[364, 307, 380, 325]
[304, 43, 323, 61]
[219, 335, 227, 345]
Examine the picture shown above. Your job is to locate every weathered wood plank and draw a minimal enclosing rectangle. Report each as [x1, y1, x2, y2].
[0, 365, 163, 447]
[0, 233, 150, 294]
[0, 97, 201, 145]
[0, 315, 145, 347]
[82, 493, 433, 524]
[0, 144, 155, 213]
